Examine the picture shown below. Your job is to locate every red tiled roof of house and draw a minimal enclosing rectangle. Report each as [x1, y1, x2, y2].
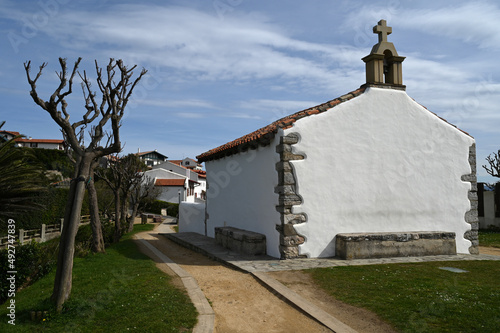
[15, 138, 64, 144]
[193, 169, 206, 178]
[169, 160, 182, 166]
[0, 130, 21, 137]
[197, 86, 367, 162]
[154, 179, 185, 187]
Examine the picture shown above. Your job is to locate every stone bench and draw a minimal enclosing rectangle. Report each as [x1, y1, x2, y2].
[335, 231, 456, 260]
[141, 214, 163, 224]
[215, 226, 266, 255]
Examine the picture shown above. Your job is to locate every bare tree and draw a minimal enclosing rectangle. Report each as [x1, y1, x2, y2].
[96, 153, 146, 235]
[24, 58, 146, 311]
[483, 150, 500, 179]
[129, 175, 160, 231]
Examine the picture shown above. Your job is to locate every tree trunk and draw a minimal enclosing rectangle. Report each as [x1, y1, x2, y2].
[121, 190, 133, 233]
[87, 173, 105, 253]
[128, 201, 140, 232]
[51, 155, 92, 312]
[114, 190, 121, 242]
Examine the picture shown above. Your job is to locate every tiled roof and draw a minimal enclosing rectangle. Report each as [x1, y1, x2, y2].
[15, 138, 64, 144]
[193, 169, 206, 178]
[154, 179, 185, 187]
[137, 150, 169, 159]
[0, 130, 21, 137]
[197, 86, 367, 162]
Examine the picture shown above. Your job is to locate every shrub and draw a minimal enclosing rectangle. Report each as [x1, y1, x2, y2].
[0, 240, 58, 304]
[0, 188, 90, 236]
[147, 200, 178, 217]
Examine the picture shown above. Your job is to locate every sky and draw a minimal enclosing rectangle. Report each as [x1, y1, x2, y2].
[0, 0, 499, 183]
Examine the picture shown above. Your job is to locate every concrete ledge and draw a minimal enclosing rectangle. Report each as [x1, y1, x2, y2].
[215, 226, 266, 255]
[252, 272, 358, 333]
[336, 231, 456, 260]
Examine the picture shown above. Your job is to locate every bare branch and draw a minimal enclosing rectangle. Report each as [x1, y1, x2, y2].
[24, 61, 48, 110]
[483, 150, 500, 178]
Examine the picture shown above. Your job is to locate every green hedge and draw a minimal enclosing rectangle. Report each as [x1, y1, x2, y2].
[24, 147, 74, 178]
[0, 188, 90, 236]
[147, 200, 179, 217]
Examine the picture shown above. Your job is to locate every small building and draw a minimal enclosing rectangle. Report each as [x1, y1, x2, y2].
[169, 158, 203, 170]
[195, 20, 478, 259]
[145, 159, 206, 203]
[0, 130, 64, 150]
[137, 150, 168, 167]
[15, 138, 65, 150]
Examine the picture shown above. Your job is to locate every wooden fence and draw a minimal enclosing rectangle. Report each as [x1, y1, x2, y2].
[0, 215, 92, 249]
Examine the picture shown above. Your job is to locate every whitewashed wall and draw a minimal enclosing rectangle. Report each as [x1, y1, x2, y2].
[205, 135, 281, 258]
[289, 87, 475, 257]
[179, 202, 206, 234]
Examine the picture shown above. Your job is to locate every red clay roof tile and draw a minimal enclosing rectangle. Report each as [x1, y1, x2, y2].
[197, 86, 366, 162]
[154, 179, 185, 187]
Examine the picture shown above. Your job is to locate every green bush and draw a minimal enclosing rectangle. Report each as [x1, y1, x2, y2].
[1, 188, 90, 236]
[24, 147, 74, 178]
[147, 200, 178, 217]
[74, 220, 116, 255]
[0, 240, 58, 304]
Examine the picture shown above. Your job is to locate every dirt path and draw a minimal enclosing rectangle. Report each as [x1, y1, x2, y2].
[479, 246, 500, 256]
[136, 227, 332, 333]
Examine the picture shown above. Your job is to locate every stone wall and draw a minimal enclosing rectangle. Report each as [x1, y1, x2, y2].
[462, 143, 479, 254]
[275, 133, 307, 259]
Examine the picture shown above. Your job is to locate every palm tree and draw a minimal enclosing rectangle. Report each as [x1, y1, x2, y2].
[0, 121, 46, 222]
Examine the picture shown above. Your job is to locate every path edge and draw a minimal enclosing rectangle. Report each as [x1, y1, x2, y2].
[133, 234, 215, 333]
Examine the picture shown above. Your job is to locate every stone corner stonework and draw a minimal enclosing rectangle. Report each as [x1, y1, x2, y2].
[462, 143, 479, 254]
[275, 133, 307, 259]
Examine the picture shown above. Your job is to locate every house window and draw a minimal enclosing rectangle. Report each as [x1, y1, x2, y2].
[30, 142, 38, 148]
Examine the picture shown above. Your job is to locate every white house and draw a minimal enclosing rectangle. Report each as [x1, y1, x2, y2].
[145, 160, 206, 204]
[137, 150, 168, 167]
[15, 138, 65, 150]
[0, 130, 65, 150]
[194, 20, 478, 259]
[169, 158, 203, 171]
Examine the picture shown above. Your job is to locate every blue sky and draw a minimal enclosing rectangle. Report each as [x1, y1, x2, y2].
[1, 0, 499, 183]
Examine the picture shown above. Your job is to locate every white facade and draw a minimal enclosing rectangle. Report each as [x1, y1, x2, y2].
[204, 136, 281, 258]
[288, 87, 474, 257]
[198, 87, 475, 259]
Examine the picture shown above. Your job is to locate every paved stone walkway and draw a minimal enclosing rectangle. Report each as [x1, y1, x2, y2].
[164, 231, 500, 273]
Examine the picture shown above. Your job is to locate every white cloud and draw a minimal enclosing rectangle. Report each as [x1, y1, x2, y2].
[395, 2, 500, 50]
[19, 4, 362, 92]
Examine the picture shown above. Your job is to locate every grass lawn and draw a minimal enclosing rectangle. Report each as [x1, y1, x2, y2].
[479, 230, 500, 248]
[308, 260, 500, 333]
[0, 224, 197, 332]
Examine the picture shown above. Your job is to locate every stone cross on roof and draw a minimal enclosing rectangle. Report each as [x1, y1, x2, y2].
[374, 19, 392, 43]
[362, 19, 405, 86]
